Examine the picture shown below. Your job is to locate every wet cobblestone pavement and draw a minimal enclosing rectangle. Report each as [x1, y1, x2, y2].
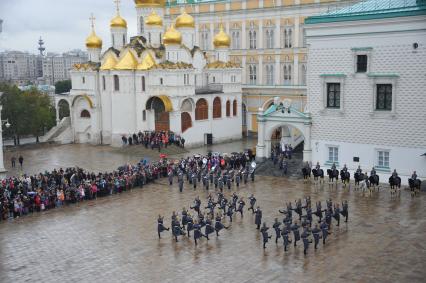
[1, 141, 426, 282]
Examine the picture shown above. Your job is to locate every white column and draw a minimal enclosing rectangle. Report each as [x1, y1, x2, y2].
[258, 56, 263, 85]
[226, 21, 230, 35]
[0, 105, 7, 174]
[294, 16, 300, 48]
[242, 21, 247, 49]
[56, 102, 60, 125]
[275, 19, 281, 49]
[256, 111, 266, 161]
[293, 54, 299, 85]
[303, 123, 312, 162]
[195, 22, 199, 46]
[258, 21, 263, 49]
[242, 56, 247, 85]
[275, 55, 280, 85]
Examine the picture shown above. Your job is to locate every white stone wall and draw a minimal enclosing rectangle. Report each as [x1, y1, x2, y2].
[306, 15, 426, 181]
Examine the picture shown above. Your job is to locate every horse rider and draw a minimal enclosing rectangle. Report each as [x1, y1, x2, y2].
[370, 167, 376, 177]
[356, 165, 363, 176]
[392, 169, 399, 179]
[411, 171, 417, 180]
[342, 164, 348, 173]
[315, 162, 321, 171]
[331, 163, 336, 171]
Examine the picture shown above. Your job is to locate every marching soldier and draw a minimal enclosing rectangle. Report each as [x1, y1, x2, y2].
[311, 224, 321, 249]
[281, 226, 292, 251]
[291, 221, 301, 247]
[220, 197, 228, 214]
[231, 193, 238, 211]
[181, 207, 188, 230]
[204, 218, 215, 240]
[172, 217, 185, 242]
[243, 169, 249, 184]
[193, 220, 207, 245]
[190, 196, 201, 216]
[157, 215, 169, 239]
[301, 227, 312, 255]
[333, 203, 341, 227]
[235, 171, 241, 187]
[320, 219, 330, 245]
[227, 176, 232, 190]
[226, 202, 234, 222]
[341, 200, 349, 223]
[186, 214, 194, 237]
[214, 213, 229, 236]
[261, 223, 272, 249]
[248, 194, 256, 214]
[314, 201, 323, 222]
[273, 218, 282, 244]
[236, 197, 245, 217]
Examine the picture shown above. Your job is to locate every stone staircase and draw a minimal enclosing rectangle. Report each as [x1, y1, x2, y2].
[40, 117, 71, 143]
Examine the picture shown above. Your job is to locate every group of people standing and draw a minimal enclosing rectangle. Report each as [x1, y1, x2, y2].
[121, 130, 185, 149]
[271, 143, 294, 175]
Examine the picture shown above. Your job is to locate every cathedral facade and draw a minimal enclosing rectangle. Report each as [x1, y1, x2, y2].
[62, 0, 242, 147]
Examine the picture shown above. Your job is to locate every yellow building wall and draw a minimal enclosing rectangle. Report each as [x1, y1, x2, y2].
[231, 2, 242, 10]
[251, 114, 258, 132]
[215, 3, 226, 12]
[247, 0, 259, 9]
[199, 4, 209, 13]
[283, 0, 294, 6]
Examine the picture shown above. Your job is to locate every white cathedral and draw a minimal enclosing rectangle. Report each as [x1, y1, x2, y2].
[57, 0, 242, 147]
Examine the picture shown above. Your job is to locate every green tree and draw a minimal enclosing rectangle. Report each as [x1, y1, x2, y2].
[55, 80, 72, 94]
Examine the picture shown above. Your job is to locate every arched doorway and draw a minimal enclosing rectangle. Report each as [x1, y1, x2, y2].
[57, 99, 70, 120]
[256, 98, 312, 162]
[146, 96, 172, 131]
[181, 112, 192, 132]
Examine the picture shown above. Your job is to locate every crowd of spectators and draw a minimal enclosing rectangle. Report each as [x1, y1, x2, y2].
[121, 131, 185, 150]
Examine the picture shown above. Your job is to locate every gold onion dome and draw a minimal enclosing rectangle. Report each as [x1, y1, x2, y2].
[145, 10, 163, 26]
[175, 9, 195, 28]
[163, 25, 182, 45]
[86, 30, 102, 49]
[213, 25, 231, 48]
[110, 15, 127, 28]
[134, 0, 165, 7]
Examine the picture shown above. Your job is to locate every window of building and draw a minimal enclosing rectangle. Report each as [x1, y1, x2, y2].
[142, 110, 146, 121]
[376, 84, 392, 110]
[140, 16, 144, 34]
[160, 78, 163, 85]
[232, 31, 240, 49]
[82, 77, 85, 84]
[114, 75, 119, 91]
[283, 64, 292, 85]
[233, 100, 237, 116]
[213, 97, 222, 118]
[80, 109, 91, 118]
[266, 29, 274, 49]
[284, 28, 292, 48]
[123, 35, 125, 46]
[328, 146, 338, 163]
[231, 75, 236, 83]
[142, 76, 146, 91]
[301, 64, 307, 85]
[148, 33, 151, 43]
[226, 100, 231, 117]
[249, 65, 257, 85]
[326, 83, 340, 108]
[377, 150, 390, 168]
[242, 103, 247, 126]
[356, 55, 368, 73]
[102, 76, 106, 90]
[249, 30, 257, 49]
[195, 98, 208, 120]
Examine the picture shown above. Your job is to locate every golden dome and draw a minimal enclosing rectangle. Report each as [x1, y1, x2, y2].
[213, 25, 231, 48]
[163, 25, 182, 46]
[100, 53, 118, 70]
[175, 9, 195, 28]
[114, 50, 138, 70]
[86, 30, 102, 49]
[110, 15, 127, 28]
[134, 0, 165, 7]
[145, 10, 163, 26]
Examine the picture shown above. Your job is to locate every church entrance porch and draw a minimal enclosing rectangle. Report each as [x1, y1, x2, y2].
[146, 96, 172, 132]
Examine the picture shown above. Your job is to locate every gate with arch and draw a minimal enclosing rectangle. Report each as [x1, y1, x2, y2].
[146, 96, 173, 132]
[256, 98, 312, 162]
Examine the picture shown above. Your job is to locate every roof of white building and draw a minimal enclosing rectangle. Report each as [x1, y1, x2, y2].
[305, 0, 426, 24]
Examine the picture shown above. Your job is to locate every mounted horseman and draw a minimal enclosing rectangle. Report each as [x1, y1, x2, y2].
[301, 161, 311, 183]
[312, 162, 324, 185]
[340, 164, 350, 188]
[408, 171, 421, 196]
[389, 169, 401, 197]
[327, 163, 339, 186]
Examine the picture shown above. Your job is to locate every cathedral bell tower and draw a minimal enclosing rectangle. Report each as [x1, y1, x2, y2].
[110, 0, 128, 50]
[134, 0, 165, 37]
[85, 14, 102, 63]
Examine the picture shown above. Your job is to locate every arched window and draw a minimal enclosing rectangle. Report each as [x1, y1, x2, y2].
[181, 112, 192, 133]
[114, 75, 119, 91]
[242, 103, 247, 126]
[123, 34, 125, 46]
[102, 76, 106, 90]
[195, 98, 208, 120]
[80, 109, 91, 118]
[140, 16, 144, 34]
[226, 100, 231, 117]
[233, 100, 237, 116]
[266, 64, 274, 85]
[142, 76, 146, 91]
[213, 97, 221, 118]
[249, 65, 257, 85]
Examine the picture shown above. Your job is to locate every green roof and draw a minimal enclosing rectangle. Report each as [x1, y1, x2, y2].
[306, 0, 426, 24]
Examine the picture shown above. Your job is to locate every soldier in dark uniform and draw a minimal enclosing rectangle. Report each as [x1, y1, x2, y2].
[370, 167, 376, 177]
[301, 227, 312, 255]
[320, 219, 330, 245]
[250, 166, 255, 182]
[243, 169, 249, 184]
[204, 174, 209, 190]
[190, 196, 201, 216]
[295, 199, 303, 221]
[198, 213, 206, 228]
[261, 223, 272, 249]
[273, 218, 282, 244]
[341, 200, 349, 223]
[218, 176, 224, 192]
[214, 173, 219, 188]
[226, 176, 232, 190]
[226, 202, 234, 222]
[331, 163, 336, 171]
[315, 162, 321, 171]
[248, 194, 256, 213]
[178, 172, 184, 192]
[204, 218, 215, 240]
[333, 203, 341, 227]
[172, 217, 185, 242]
[214, 213, 229, 236]
[281, 226, 292, 251]
[255, 206, 262, 229]
[231, 193, 238, 211]
[311, 224, 321, 249]
[314, 201, 323, 223]
[186, 214, 194, 237]
[291, 221, 300, 247]
[325, 208, 332, 229]
[205, 197, 216, 216]
[220, 197, 228, 214]
[356, 165, 363, 176]
[236, 198, 245, 217]
[235, 171, 241, 187]
[193, 220, 207, 245]
[302, 205, 313, 227]
[157, 215, 169, 239]
[411, 171, 417, 180]
[181, 207, 188, 230]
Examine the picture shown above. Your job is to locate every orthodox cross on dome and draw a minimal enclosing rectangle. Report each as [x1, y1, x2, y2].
[114, 0, 121, 15]
[89, 13, 96, 29]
